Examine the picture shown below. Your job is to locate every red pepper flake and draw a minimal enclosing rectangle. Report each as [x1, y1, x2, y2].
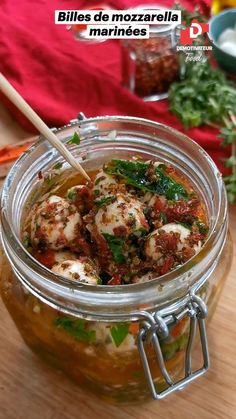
[159, 256, 175, 275]
[108, 275, 122, 285]
[187, 232, 205, 246]
[153, 197, 166, 215]
[38, 170, 43, 180]
[178, 246, 195, 263]
[113, 226, 128, 237]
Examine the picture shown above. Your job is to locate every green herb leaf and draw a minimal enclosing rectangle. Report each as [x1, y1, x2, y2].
[104, 159, 188, 201]
[169, 61, 236, 129]
[177, 221, 192, 230]
[110, 323, 129, 347]
[23, 233, 31, 248]
[67, 131, 81, 145]
[43, 173, 56, 188]
[223, 156, 236, 168]
[173, 1, 207, 27]
[93, 189, 100, 197]
[103, 233, 126, 264]
[95, 196, 115, 207]
[53, 162, 63, 170]
[160, 212, 167, 223]
[196, 222, 209, 235]
[55, 316, 96, 343]
[67, 189, 76, 201]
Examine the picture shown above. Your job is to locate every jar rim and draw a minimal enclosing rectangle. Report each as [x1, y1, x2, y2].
[0, 115, 228, 318]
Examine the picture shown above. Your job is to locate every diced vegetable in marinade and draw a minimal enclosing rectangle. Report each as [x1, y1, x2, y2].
[23, 158, 208, 286]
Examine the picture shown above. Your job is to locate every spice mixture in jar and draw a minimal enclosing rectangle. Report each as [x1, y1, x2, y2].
[122, 33, 180, 100]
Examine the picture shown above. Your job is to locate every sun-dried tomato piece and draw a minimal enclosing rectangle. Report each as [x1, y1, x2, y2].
[166, 199, 200, 222]
[159, 256, 175, 275]
[155, 231, 178, 254]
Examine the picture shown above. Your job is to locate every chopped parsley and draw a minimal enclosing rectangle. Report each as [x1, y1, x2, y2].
[43, 173, 56, 188]
[103, 233, 126, 264]
[67, 189, 76, 201]
[23, 233, 31, 248]
[94, 177, 103, 185]
[196, 222, 209, 235]
[67, 131, 81, 145]
[95, 196, 115, 207]
[110, 323, 129, 347]
[53, 162, 63, 170]
[105, 159, 188, 201]
[55, 316, 96, 343]
[160, 212, 167, 223]
[93, 189, 100, 197]
[177, 221, 192, 230]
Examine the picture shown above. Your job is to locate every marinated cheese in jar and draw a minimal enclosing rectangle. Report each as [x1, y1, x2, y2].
[0, 116, 231, 403]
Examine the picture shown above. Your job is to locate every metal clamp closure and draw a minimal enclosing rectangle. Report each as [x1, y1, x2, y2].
[137, 292, 209, 400]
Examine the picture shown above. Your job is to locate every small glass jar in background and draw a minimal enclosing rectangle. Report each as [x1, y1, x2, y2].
[121, 23, 181, 101]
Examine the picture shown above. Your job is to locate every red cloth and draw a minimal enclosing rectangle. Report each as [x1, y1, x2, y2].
[0, 0, 230, 173]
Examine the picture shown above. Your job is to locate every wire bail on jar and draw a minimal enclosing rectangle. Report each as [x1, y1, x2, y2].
[137, 291, 209, 399]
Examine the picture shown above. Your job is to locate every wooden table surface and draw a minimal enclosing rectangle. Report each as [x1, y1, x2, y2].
[0, 102, 235, 419]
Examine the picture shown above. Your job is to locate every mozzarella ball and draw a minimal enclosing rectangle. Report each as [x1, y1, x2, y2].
[145, 223, 201, 261]
[52, 259, 100, 285]
[93, 170, 118, 197]
[54, 251, 79, 263]
[31, 195, 82, 250]
[95, 193, 149, 236]
[131, 272, 154, 284]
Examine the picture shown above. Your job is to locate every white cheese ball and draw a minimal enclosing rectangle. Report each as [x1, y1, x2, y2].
[52, 259, 100, 285]
[132, 272, 154, 284]
[54, 251, 79, 263]
[31, 195, 82, 250]
[95, 193, 149, 236]
[93, 170, 118, 197]
[145, 223, 200, 261]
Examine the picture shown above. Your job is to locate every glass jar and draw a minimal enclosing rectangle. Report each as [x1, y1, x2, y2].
[121, 23, 180, 101]
[0, 116, 232, 404]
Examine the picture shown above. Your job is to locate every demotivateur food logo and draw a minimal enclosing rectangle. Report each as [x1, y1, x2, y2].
[177, 19, 212, 61]
[180, 19, 209, 45]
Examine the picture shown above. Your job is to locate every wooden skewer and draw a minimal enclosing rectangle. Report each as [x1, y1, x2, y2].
[0, 73, 90, 181]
